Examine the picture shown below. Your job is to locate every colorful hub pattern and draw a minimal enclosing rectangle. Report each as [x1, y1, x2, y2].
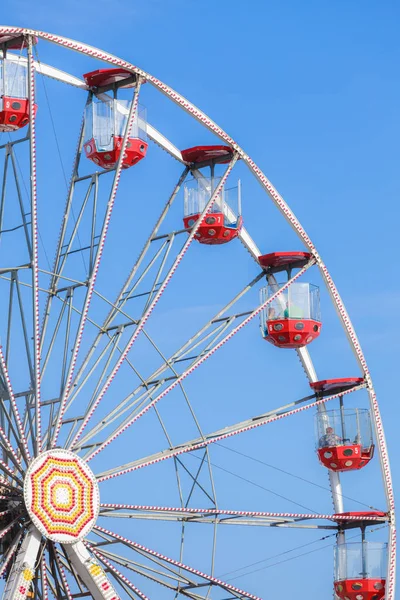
[23, 449, 99, 543]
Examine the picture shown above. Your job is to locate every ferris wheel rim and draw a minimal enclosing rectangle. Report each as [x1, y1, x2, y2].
[0, 25, 395, 599]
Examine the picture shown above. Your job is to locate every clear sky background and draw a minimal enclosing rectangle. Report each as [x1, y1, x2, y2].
[0, 1, 399, 598]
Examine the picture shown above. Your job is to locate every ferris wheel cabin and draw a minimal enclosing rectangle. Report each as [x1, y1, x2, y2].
[259, 252, 321, 348]
[182, 146, 243, 244]
[258, 252, 321, 348]
[334, 542, 387, 600]
[0, 35, 37, 132]
[83, 68, 148, 170]
[312, 378, 374, 472]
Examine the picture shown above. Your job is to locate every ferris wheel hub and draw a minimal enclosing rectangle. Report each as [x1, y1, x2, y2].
[23, 448, 99, 543]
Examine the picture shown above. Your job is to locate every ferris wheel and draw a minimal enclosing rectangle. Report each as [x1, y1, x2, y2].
[0, 26, 396, 600]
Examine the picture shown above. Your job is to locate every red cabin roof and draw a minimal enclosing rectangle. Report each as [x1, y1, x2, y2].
[0, 34, 38, 49]
[310, 377, 364, 396]
[181, 145, 234, 165]
[83, 68, 139, 89]
[332, 511, 387, 522]
[258, 251, 312, 273]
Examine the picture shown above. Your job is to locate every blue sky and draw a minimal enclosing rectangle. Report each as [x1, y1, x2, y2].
[1, 1, 399, 598]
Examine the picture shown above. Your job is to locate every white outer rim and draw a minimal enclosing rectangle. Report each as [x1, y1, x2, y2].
[1, 25, 395, 597]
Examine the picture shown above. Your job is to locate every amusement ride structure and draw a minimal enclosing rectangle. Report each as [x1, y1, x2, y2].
[0, 27, 395, 600]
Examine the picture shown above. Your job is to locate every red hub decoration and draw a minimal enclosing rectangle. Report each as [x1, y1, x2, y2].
[0, 97, 36, 132]
[264, 318, 321, 348]
[183, 213, 243, 245]
[84, 136, 148, 170]
[318, 444, 374, 471]
[335, 578, 385, 600]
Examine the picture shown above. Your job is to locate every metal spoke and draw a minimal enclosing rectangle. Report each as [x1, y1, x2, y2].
[39, 111, 86, 351]
[94, 546, 209, 600]
[91, 529, 207, 594]
[51, 78, 144, 448]
[41, 554, 49, 600]
[68, 270, 264, 456]
[95, 382, 364, 482]
[27, 36, 42, 455]
[79, 262, 314, 463]
[97, 546, 195, 587]
[53, 544, 74, 600]
[56, 549, 86, 595]
[0, 529, 23, 578]
[0, 323, 31, 462]
[98, 512, 336, 530]
[0, 428, 23, 473]
[68, 154, 239, 451]
[44, 554, 63, 600]
[99, 504, 388, 528]
[0, 458, 23, 486]
[91, 526, 261, 600]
